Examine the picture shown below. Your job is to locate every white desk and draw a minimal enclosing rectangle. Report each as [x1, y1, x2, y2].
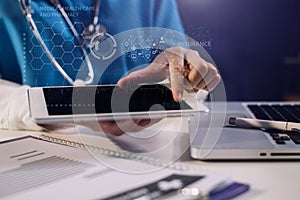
[0, 128, 299, 200]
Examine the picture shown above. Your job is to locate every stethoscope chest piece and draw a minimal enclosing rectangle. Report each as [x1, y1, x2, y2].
[81, 0, 117, 60]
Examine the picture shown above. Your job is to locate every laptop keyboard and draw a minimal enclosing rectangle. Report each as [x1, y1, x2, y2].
[247, 104, 300, 145]
[265, 129, 300, 145]
[247, 104, 300, 123]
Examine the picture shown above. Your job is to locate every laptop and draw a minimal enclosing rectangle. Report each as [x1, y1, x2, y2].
[189, 102, 300, 160]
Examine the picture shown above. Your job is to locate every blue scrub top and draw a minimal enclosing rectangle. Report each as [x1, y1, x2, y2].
[0, 0, 184, 86]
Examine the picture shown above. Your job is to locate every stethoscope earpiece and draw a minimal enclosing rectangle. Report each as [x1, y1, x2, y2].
[83, 23, 107, 39]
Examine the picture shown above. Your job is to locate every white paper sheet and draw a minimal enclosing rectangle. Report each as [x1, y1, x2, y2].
[0, 136, 229, 200]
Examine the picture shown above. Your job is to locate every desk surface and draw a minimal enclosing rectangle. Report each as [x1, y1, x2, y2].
[0, 128, 299, 200]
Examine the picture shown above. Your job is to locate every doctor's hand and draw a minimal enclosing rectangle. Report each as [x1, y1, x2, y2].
[118, 46, 221, 102]
[77, 118, 161, 136]
[42, 118, 160, 136]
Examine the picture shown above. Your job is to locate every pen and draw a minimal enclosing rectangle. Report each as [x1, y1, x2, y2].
[229, 117, 300, 132]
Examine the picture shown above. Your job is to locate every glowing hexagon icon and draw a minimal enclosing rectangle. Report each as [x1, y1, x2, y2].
[62, 40, 75, 52]
[52, 21, 65, 35]
[62, 52, 75, 65]
[51, 47, 64, 58]
[41, 28, 55, 41]
[52, 34, 65, 46]
[30, 58, 44, 70]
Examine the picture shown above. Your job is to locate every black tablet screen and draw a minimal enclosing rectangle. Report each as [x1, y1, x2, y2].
[43, 84, 192, 115]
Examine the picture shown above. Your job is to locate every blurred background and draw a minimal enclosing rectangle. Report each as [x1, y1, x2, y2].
[177, 0, 300, 101]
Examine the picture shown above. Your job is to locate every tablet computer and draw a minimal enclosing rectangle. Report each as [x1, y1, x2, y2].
[27, 84, 208, 124]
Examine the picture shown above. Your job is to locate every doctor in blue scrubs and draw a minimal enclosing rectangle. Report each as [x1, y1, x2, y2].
[0, 0, 220, 135]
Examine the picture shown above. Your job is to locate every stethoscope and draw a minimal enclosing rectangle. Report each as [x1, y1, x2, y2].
[19, 0, 111, 85]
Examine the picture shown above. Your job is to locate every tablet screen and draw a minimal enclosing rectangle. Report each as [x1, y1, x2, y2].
[42, 84, 192, 115]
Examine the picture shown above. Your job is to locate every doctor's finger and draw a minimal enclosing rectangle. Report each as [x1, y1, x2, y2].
[117, 63, 169, 90]
[168, 53, 186, 102]
[203, 75, 221, 91]
[185, 51, 209, 87]
[195, 63, 220, 91]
